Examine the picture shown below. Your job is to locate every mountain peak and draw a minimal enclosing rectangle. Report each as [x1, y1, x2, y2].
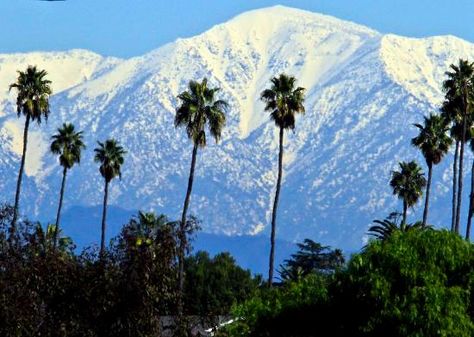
[2, 6, 474, 252]
[219, 5, 379, 37]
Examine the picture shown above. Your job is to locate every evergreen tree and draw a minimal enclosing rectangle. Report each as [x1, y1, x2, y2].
[260, 73, 305, 286]
[278, 239, 344, 282]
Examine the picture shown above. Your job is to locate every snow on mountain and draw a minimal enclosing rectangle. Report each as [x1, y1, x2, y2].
[0, 6, 473, 250]
[0, 50, 121, 177]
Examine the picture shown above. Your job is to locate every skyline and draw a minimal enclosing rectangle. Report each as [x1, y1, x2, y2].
[1, 0, 474, 58]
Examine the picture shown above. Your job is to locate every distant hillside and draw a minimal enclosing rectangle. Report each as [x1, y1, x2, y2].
[1, 6, 472, 253]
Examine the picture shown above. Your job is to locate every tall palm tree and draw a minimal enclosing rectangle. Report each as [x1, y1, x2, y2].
[443, 59, 474, 234]
[411, 114, 452, 226]
[390, 161, 426, 224]
[50, 123, 85, 249]
[441, 96, 464, 231]
[466, 138, 474, 239]
[94, 139, 126, 257]
[260, 74, 305, 286]
[9, 66, 52, 234]
[174, 78, 228, 315]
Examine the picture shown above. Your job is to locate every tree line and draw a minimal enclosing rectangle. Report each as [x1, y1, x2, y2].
[5, 56, 474, 335]
[375, 59, 474, 241]
[6, 66, 306, 331]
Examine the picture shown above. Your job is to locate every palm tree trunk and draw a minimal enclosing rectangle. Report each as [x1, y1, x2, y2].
[455, 109, 468, 234]
[53, 167, 67, 249]
[11, 114, 31, 238]
[100, 179, 109, 258]
[466, 160, 474, 240]
[452, 140, 459, 232]
[268, 127, 284, 287]
[178, 143, 198, 318]
[402, 201, 408, 225]
[422, 163, 432, 227]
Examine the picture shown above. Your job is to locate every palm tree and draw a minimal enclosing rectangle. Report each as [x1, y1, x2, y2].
[390, 161, 426, 224]
[9, 66, 52, 234]
[174, 78, 228, 315]
[94, 139, 126, 257]
[466, 138, 474, 239]
[411, 114, 452, 226]
[441, 96, 464, 231]
[31, 223, 75, 256]
[443, 59, 474, 234]
[50, 123, 85, 249]
[368, 212, 427, 241]
[260, 74, 305, 286]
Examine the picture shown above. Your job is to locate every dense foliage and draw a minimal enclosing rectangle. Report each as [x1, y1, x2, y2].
[278, 239, 344, 282]
[225, 229, 474, 337]
[4, 56, 474, 336]
[0, 206, 259, 337]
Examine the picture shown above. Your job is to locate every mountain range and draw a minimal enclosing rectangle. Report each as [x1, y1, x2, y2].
[1, 6, 473, 272]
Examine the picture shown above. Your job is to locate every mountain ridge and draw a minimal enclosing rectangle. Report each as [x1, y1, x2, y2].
[0, 6, 473, 251]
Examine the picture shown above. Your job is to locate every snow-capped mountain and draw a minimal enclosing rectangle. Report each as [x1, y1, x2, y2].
[0, 6, 472, 251]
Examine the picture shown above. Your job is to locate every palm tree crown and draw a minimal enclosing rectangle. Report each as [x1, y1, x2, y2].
[175, 78, 228, 147]
[443, 59, 474, 101]
[51, 123, 85, 169]
[390, 161, 426, 207]
[9, 65, 52, 123]
[412, 114, 452, 166]
[94, 139, 126, 183]
[260, 73, 305, 130]
[390, 161, 426, 223]
[368, 212, 427, 241]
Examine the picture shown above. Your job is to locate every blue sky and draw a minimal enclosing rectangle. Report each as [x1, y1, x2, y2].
[2, 0, 474, 58]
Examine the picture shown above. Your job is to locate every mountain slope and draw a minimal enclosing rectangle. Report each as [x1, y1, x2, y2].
[0, 6, 473, 251]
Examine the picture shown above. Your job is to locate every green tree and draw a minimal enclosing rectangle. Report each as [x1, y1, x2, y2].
[174, 78, 228, 316]
[94, 139, 126, 257]
[113, 212, 179, 336]
[340, 229, 474, 337]
[9, 66, 52, 234]
[278, 239, 344, 282]
[50, 123, 85, 249]
[443, 59, 474, 234]
[184, 251, 260, 325]
[411, 114, 452, 226]
[390, 161, 426, 224]
[227, 230, 474, 337]
[260, 73, 305, 286]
